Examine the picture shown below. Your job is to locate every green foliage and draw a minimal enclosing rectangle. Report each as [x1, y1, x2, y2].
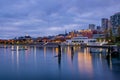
[116, 36, 120, 42]
[117, 26, 120, 37]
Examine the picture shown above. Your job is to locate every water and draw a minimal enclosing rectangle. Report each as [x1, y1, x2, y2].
[0, 45, 120, 80]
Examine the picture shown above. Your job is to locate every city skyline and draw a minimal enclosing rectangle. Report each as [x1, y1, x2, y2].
[0, 0, 120, 39]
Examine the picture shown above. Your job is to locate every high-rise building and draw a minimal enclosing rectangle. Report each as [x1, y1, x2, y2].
[89, 24, 95, 30]
[96, 26, 101, 31]
[108, 20, 112, 30]
[110, 12, 120, 36]
[101, 18, 109, 31]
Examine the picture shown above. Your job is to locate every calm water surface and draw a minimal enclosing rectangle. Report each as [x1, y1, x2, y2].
[0, 45, 120, 80]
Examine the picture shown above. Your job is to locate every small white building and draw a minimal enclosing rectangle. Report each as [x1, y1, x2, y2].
[66, 36, 96, 45]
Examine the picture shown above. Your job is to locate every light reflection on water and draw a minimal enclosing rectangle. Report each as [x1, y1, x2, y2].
[78, 51, 93, 76]
[0, 45, 120, 80]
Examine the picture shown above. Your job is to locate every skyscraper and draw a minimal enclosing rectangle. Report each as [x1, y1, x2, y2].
[101, 18, 108, 31]
[96, 26, 101, 31]
[110, 12, 120, 36]
[107, 20, 112, 31]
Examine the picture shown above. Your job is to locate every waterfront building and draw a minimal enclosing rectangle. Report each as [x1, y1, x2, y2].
[65, 30, 80, 39]
[51, 37, 65, 43]
[42, 37, 50, 43]
[110, 12, 120, 36]
[13, 35, 34, 44]
[93, 34, 105, 39]
[66, 36, 96, 45]
[79, 29, 93, 38]
[92, 29, 105, 42]
[34, 37, 43, 43]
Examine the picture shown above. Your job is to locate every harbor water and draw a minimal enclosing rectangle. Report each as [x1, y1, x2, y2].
[0, 45, 120, 80]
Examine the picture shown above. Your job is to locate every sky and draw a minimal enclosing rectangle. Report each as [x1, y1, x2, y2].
[0, 0, 120, 39]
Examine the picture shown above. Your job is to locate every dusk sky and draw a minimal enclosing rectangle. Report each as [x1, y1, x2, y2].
[0, 0, 120, 39]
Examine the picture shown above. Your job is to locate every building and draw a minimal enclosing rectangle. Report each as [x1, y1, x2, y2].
[89, 24, 95, 30]
[110, 12, 120, 36]
[79, 29, 93, 38]
[101, 18, 109, 31]
[66, 36, 96, 45]
[20, 35, 33, 43]
[96, 26, 101, 31]
[108, 20, 112, 30]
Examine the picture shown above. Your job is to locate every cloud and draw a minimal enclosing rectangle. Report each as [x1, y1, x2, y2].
[0, 0, 120, 39]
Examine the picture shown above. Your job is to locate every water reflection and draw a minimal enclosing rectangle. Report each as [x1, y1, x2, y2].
[57, 45, 61, 70]
[0, 45, 120, 80]
[16, 46, 19, 70]
[106, 55, 120, 72]
[78, 49, 93, 76]
[34, 46, 37, 65]
[71, 46, 74, 62]
[11, 46, 14, 64]
[25, 46, 29, 62]
[52, 47, 55, 56]
[106, 56, 113, 70]
[44, 47, 46, 59]
[80, 47, 85, 53]
[58, 52, 61, 70]
[67, 46, 72, 64]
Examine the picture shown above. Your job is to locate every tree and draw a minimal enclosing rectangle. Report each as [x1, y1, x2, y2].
[116, 26, 120, 42]
[109, 28, 115, 43]
[104, 29, 109, 41]
[117, 26, 120, 37]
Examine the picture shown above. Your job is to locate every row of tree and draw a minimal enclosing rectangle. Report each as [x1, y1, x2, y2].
[104, 26, 120, 44]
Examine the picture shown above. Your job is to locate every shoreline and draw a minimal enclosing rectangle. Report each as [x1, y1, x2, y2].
[0, 43, 118, 48]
